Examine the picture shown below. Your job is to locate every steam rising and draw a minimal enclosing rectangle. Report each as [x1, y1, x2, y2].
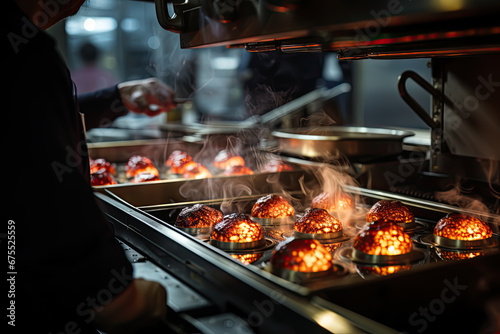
[167, 127, 368, 243]
[298, 163, 367, 236]
[434, 159, 500, 219]
[435, 184, 490, 214]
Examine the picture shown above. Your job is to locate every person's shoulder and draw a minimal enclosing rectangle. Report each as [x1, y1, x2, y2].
[2, 2, 55, 62]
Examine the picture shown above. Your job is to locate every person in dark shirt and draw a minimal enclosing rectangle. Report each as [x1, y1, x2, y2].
[4, 0, 174, 332]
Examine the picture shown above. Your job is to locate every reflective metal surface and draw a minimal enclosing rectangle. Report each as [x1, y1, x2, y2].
[154, 0, 500, 58]
[209, 238, 267, 251]
[420, 234, 500, 250]
[344, 248, 426, 265]
[272, 126, 414, 160]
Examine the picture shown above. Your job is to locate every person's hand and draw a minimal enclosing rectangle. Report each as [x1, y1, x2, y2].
[118, 78, 177, 116]
[93, 278, 168, 333]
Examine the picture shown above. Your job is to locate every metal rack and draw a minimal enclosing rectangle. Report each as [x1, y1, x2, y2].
[153, 0, 500, 58]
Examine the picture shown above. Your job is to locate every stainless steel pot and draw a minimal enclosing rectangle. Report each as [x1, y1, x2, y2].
[272, 126, 414, 161]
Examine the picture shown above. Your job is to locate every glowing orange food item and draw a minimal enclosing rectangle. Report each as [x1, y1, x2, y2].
[251, 194, 294, 219]
[174, 160, 198, 174]
[230, 253, 263, 265]
[90, 169, 117, 186]
[353, 221, 412, 256]
[270, 238, 332, 273]
[166, 150, 194, 174]
[366, 200, 414, 225]
[223, 165, 254, 176]
[128, 164, 159, 178]
[127, 155, 153, 167]
[433, 213, 492, 241]
[182, 163, 212, 179]
[89, 158, 116, 175]
[322, 243, 343, 253]
[175, 204, 223, 229]
[211, 213, 263, 243]
[165, 150, 193, 166]
[261, 160, 293, 172]
[294, 208, 343, 234]
[311, 192, 354, 212]
[132, 173, 161, 183]
[125, 155, 159, 178]
[213, 150, 245, 169]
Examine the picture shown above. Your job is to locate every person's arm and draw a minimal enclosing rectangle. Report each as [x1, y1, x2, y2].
[78, 78, 177, 130]
[78, 85, 128, 129]
[93, 278, 168, 334]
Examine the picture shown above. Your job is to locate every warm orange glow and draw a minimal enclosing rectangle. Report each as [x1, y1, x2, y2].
[127, 155, 152, 166]
[223, 165, 254, 176]
[353, 221, 412, 256]
[132, 172, 160, 183]
[89, 158, 116, 175]
[261, 160, 293, 172]
[435, 249, 485, 261]
[174, 160, 198, 174]
[211, 213, 263, 243]
[128, 164, 159, 178]
[213, 150, 245, 170]
[265, 2, 298, 13]
[357, 264, 412, 276]
[270, 238, 332, 273]
[322, 242, 343, 254]
[434, 213, 492, 241]
[311, 192, 354, 212]
[182, 163, 212, 179]
[231, 253, 263, 265]
[330, 27, 500, 49]
[251, 194, 294, 219]
[366, 200, 414, 225]
[175, 204, 223, 229]
[91, 169, 117, 186]
[294, 208, 343, 235]
[125, 155, 159, 178]
[166, 150, 194, 174]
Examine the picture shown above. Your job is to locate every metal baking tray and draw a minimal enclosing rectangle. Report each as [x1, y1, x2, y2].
[87, 138, 204, 163]
[100, 175, 492, 281]
[88, 137, 292, 186]
[96, 175, 500, 333]
[96, 169, 314, 207]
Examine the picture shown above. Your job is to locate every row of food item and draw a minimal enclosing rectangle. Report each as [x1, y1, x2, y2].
[278, 209, 495, 275]
[175, 192, 351, 230]
[176, 192, 494, 243]
[89, 155, 159, 186]
[90, 150, 293, 186]
[174, 194, 405, 250]
[174, 192, 496, 272]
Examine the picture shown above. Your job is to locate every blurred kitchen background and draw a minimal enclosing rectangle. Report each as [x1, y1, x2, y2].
[48, 0, 432, 142]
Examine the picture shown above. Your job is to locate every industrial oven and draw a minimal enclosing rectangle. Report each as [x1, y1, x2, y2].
[92, 1, 500, 333]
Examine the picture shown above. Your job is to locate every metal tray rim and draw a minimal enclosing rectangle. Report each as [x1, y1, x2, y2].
[272, 126, 415, 141]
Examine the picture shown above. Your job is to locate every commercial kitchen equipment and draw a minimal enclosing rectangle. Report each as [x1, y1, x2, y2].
[92, 1, 500, 333]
